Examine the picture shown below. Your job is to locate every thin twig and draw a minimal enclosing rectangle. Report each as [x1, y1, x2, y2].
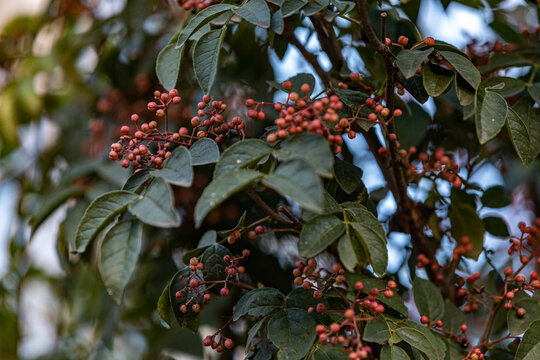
[245, 187, 293, 225]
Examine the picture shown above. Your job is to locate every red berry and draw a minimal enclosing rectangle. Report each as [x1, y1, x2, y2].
[460, 324, 468, 332]
[224, 339, 234, 349]
[282, 80, 292, 91]
[242, 249, 250, 257]
[345, 309, 355, 319]
[424, 37, 435, 46]
[220, 288, 229, 296]
[420, 316, 429, 324]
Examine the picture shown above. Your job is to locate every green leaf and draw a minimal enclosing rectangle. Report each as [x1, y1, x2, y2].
[233, 0, 271, 28]
[481, 185, 511, 208]
[176, 4, 235, 49]
[333, 0, 355, 13]
[455, 74, 475, 106]
[483, 216, 510, 237]
[275, 134, 334, 178]
[285, 287, 325, 311]
[262, 160, 324, 213]
[380, 344, 411, 360]
[98, 218, 142, 303]
[267, 308, 316, 360]
[303, 0, 329, 16]
[331, 86, 369, 111]
[442, 299, 466, 335]
[190, 138, 220, 165]
[395, 327, 441, 360]
[74, 190, 138, 253]
[233, 287, 284, 321]
[506, 108, 534, 167]
[214, 139, 272, 177]
[399, 73, 429, 104]
[217, 211, 247, 237]
[169, 267, 205, 331]
[298, 215, 344, 258]
[199, 244, 233, 291]
[508, 296, 540, 336]
[515, 321, 540, 360]
[193, 27, 227, 94]
[480, 76, 526, 97]
[440, 51, 481, 89]
[271, 10, 284, 35]
[313, 346, 348, 360]
[281, 0, 308, 17]
[363, 317, 391, 343]
[337, 232, 367, 272]
[413, 277, 444, 321]
[182, 230, 218, 264]
[448, 203, 485, 260]
[128, 178, 181, 227]
[479, 53, 531, 74]
[195, 169, 264, 228]
[475, 90, 508, 144]
[344, 203, 387, 275]
[334, 159, 363, 194]
[247, 318, 268, 349]
[154, 146, 193, 187]
[394, 101, 430, 149]
[122, 169, 153, 192]
[422, 62, 453, 97]
[190, 23, 212, 42]
[157, 279, 173, 328]
[156, 42, 183, 91]
[528, 83, 540, 104]
[396, 48, 433, 79]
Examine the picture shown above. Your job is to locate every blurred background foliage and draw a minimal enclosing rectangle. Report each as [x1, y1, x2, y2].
[0, 0, 538, 359]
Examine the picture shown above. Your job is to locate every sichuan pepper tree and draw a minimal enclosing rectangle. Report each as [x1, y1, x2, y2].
[5, 0, 540, 359]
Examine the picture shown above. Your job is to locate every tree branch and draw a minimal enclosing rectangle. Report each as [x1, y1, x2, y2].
[245, 187, 294, 225]
[355, 0, 443, 291]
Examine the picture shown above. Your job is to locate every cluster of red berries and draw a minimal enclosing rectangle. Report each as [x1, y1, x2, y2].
[385, 35, 436, 51]
[313, 279, 397, 359]
[292, 259, 346, 290]
[175, 250, 250, 316]
[400, 146, 462, 188]
[316, 321, 373, 360]
[202, 321, 235, 352]
[422, 320, 487, 360]
[108, 90, 243, 169]
[190, 95, 245, 144]
[501, 270, 540, 315]
[246, 81, 402, 154]
[246, 81, 347, 154]
[176, 0, 220, 11]
[508, 220, 540, 262]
